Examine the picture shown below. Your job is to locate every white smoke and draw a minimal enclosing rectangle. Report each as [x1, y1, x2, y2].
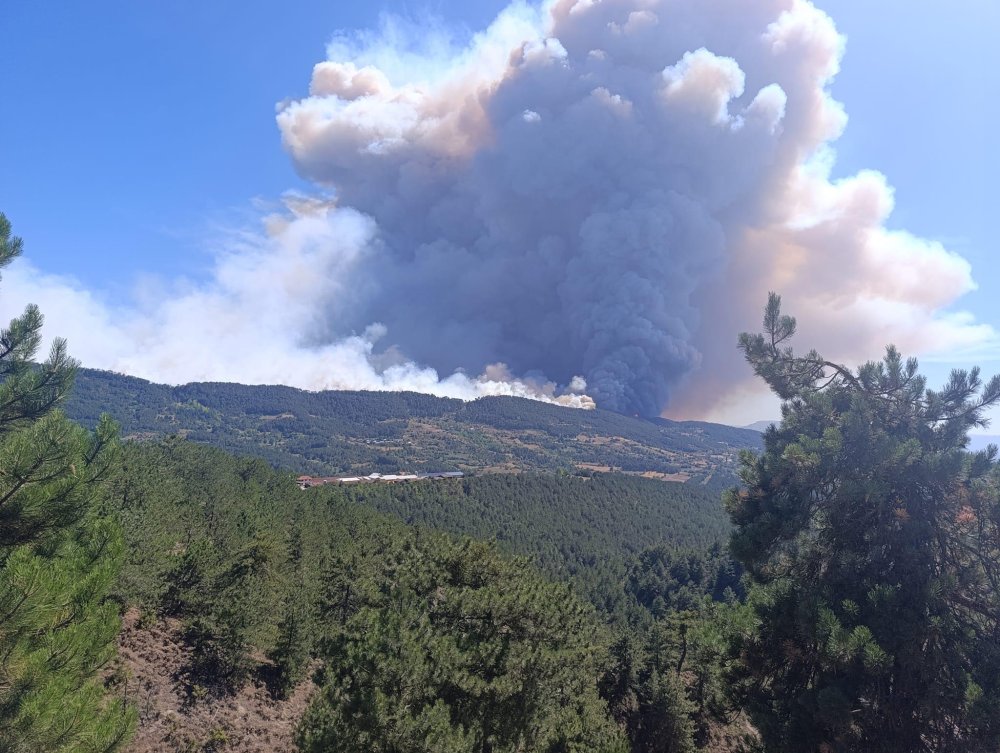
[0, 199, 594, 408]
[3, 0, 993, 419]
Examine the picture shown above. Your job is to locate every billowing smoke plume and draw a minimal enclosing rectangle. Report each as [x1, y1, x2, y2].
[2, 0, 992, 419]
[275, 0, 993, 415]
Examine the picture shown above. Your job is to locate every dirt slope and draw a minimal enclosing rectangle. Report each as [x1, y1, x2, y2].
[116, 610, 315, 753]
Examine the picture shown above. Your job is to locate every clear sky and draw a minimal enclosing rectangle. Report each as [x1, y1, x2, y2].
[1, 0, 998, 424]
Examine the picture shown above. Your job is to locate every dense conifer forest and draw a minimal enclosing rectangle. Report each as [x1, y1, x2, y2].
[331, 473, 732, 614]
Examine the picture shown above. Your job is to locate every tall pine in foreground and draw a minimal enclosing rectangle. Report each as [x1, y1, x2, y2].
[727, 293, 1000, 752]
[0, 213, 135, 751]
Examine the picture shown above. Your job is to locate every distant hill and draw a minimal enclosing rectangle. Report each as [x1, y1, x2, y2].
[743, 420, 779, 432]
[65, 368, 762, 488]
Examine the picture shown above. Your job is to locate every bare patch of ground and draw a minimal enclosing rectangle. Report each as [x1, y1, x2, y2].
[116, 610, 316, 753]
[700, 714, 760, 753]
[632, 470, 692, 482]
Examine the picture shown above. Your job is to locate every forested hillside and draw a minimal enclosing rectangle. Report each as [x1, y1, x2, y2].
[98, 439, 742, 752]
[65, 369, 761, 488]
[331, 473, 730, 614]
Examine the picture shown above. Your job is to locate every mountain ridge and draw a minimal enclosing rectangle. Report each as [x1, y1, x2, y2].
[65, 367, 763, 488]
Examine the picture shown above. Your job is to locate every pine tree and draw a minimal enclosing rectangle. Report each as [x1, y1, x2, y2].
[266, 592, 312, 698]
[182, 533, 277, 692]
[266, 525, 314, 698]
[634, 670, 696, 753]
[600, 626, 699, 753]
[0, 213, 135, 751]
[727, 293, 1000, 752]
[299, 534, 627, 753]
[601, 630, 642, 734]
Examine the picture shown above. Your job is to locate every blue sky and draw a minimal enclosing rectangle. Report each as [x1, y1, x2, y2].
[1, 0, 998, 422]
[821, 1, 997, 286]
[1, 0, 503, 288]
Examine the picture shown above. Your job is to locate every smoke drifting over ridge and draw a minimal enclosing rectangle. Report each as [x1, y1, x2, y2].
[2, 0, 993, 418]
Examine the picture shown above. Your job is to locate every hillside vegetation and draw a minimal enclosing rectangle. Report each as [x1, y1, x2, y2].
[331, 473, 731, 614]
[99, 439, 742, 752]
[65, 369, 761, 489]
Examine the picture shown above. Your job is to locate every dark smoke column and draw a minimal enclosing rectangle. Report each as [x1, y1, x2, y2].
[278, 0, 926, 417]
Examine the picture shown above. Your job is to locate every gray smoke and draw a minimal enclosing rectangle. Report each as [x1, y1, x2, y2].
[278, 0, 987, 416]
[278, 2, 786, 414]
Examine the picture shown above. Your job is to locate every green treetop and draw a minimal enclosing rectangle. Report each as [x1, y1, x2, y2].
[0, 213, 134, 752]
[299, 533, 627, 753]
[727, 292, 1000, 752]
